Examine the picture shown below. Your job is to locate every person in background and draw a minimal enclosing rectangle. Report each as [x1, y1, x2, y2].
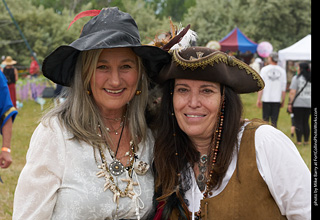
[256, 52, 286, 127]
[1, 56, 18, 108]
[13, 7, 170, 219]
[0, 69, 18, 170]
[288, 62, 311, 145]
[152, 47, 310, 220]
[249, 57, 262, 74]
[29, 55, 40, 78]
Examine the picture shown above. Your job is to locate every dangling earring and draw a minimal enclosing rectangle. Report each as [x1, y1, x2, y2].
[135, 90, 142, 96]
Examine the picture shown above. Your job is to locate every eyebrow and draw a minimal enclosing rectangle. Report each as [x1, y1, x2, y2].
[175, 83, 219, 89]
[200, 84, 219, 89]
[97, 58, 137, 64]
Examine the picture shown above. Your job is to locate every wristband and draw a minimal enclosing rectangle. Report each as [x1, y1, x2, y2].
[1, 147, 11, 153]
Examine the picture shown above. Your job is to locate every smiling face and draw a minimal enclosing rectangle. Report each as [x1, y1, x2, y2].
[90, 48, 139, 116]
[173, 79, 221, 143]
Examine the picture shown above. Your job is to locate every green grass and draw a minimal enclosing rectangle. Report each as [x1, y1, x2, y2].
[241, 93, 311, 169]
[0, 93, 311, 219]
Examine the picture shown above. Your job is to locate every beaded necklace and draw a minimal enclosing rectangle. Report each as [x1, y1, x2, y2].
[194, 88, 225, 219]
[95, 115, 141, 219]
[96, 142, 138, 220]
[96, 141, 136, 197]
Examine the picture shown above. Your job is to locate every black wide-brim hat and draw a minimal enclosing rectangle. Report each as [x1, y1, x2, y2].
[156, 47, 264, 93]
[42, 7, 171, 87]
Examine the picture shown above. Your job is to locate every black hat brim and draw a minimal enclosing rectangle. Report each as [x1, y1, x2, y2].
[42, 7, 171, 86]
[42, 44, 170, 87]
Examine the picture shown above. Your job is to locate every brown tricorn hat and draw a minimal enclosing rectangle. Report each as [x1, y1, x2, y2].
[156, 47, 264, 93]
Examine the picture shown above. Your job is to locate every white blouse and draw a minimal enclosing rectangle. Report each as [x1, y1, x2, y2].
[185, 123, 311, 220]
[13, 117, 155, 220]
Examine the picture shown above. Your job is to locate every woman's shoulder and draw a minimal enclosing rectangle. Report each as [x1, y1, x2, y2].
[39, 115, 64, 131]
[33, 116, 70, 141]
[242, 120, 288, 143]
[246, 121, 300, 157]
[240, 119, 291, 148]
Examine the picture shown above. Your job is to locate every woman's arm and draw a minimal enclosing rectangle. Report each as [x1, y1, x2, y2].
[288, 89, 296, 112]
[13, 119, 65, 219]
[255, 125, 311, 220]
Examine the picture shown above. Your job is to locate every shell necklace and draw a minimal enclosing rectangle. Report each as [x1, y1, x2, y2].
[96, 143, 140, 220]
[96, 142, 136, 202]
[96, 120, 145, 219]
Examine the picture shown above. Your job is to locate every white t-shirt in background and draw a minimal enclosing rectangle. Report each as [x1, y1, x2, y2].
[260, 64, 287, 103]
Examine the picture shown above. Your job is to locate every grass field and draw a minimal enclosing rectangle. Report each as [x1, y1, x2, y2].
[0, 92, 311, 219]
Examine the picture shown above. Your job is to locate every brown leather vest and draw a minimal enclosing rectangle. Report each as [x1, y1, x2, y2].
[170, 121, 287, 220]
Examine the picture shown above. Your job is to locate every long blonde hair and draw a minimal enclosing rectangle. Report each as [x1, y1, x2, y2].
[43, 48, 149, 148]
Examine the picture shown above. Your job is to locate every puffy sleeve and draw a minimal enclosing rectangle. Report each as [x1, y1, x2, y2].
[13, 118, 66, 220]
[255, 125, 311, 220]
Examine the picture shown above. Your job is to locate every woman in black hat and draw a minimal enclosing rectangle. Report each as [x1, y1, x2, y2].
[13, 7, 170, 220]
[152, 47, 311, 220]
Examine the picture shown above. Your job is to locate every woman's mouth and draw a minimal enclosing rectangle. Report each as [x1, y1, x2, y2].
[104, 88, 125, 94]
[184, 114, 206, 118]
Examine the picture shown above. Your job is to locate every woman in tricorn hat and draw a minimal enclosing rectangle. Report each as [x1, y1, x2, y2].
[13, 7, 170, 219]
[152, 47, 311, 219]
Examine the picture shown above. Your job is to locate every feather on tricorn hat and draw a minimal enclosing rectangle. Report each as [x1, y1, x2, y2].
[42, 7, 171, 86]
[156, 47, 264, 93]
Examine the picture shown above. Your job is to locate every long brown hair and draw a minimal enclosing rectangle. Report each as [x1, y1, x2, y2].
[153, 79, 244, 219]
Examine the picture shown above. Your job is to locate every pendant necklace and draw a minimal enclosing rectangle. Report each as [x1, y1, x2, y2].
[96, 143, 137, 220]
[105, 116, 127, 176]
[196, 154, 208, 192]
[95, 113, 149, 219]
[96, 122, 139, 219]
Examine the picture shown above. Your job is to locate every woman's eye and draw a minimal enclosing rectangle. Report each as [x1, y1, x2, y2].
[97, 65, 109, 70]
[202, 89, 213, 94]
[176, 87, 188, 93]
[120, 64, 132, 69]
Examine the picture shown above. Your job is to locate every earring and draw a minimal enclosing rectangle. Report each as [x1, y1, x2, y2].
[135, 90, 142, 96]
[87, 90, 91, 95]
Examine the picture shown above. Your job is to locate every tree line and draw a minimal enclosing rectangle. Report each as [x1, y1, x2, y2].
[0, 0, 311, 68]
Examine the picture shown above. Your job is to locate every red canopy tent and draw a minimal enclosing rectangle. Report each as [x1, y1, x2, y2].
[219, 27, 257, 53]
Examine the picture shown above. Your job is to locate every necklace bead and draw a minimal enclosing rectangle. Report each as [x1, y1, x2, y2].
[193, 92, 225, 219]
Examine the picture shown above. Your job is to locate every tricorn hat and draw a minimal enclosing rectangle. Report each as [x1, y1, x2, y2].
[156, 47, 264, 93]
[42, 7, 171, 86]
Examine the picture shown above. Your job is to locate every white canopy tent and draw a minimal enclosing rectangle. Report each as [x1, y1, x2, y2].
[278, 34, 311, 69]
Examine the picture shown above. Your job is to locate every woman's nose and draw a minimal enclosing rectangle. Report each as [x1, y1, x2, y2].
[109, 69, 121, 87]
[188, 92, 201, 108]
